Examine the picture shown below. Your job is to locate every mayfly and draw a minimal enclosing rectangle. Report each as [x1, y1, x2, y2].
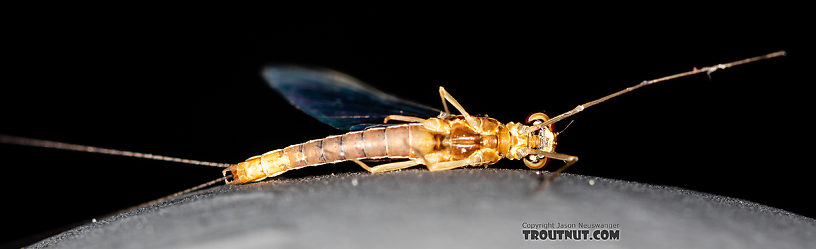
[0, 51, 786, 196]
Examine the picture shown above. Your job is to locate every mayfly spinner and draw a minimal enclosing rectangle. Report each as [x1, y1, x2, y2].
[0, 51, 786, 191]
[221, 51, 786, 185]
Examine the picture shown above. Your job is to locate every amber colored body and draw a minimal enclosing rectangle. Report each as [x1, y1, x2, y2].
[224, 115, 555, 184]
[224, 52, 787, 184]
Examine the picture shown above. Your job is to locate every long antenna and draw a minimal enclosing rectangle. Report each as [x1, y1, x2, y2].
[0, 134, 232, 168]
[540, 51, 787, 127]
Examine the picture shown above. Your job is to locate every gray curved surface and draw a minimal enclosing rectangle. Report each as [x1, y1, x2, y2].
[31, 169, 815, 249]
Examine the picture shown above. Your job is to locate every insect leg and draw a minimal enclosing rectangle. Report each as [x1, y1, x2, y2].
[438, 86, 479, 125]
[426, 160, 469, 172]
[351, 159, 420, 173]
[383, 115, 426, 123]
[532, 151, 579, 190]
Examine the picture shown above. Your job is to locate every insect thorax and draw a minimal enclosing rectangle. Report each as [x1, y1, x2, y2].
[503, 122, 556, 161]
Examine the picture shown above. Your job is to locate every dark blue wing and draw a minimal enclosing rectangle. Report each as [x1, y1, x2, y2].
[263, 66, 440, 130]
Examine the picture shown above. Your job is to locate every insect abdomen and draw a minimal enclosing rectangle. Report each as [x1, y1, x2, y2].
[289, 124, 419, 168]
[224, 123, 429, 184]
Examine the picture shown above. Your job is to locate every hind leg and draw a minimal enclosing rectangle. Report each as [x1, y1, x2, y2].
[352, 159, 421, 173]
[384, 115, 426, 123]
[426, 160, 469, 171]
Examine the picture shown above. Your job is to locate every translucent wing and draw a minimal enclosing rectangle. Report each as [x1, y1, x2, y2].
[263, 66, 441, 130]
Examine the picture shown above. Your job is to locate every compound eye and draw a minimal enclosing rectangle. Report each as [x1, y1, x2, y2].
[525, 112, 549, 124]
[526, 112, 555, 131]
[523, 154, 549, 169]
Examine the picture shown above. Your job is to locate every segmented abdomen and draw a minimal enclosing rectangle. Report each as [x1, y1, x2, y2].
[224, 123, 439, 184]
[272, 123, 429, 170]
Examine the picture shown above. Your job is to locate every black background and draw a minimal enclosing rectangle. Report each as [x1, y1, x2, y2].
[1, 5, 811, 247]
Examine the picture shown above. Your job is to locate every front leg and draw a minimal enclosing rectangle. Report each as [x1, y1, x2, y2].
[532, 150, 579, 191]
[533, 151, 579, 179]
